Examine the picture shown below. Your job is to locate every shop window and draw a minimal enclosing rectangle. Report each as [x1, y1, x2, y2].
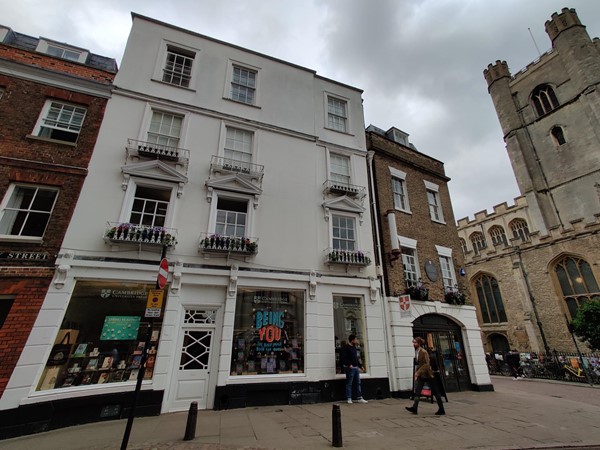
[36, 281, 166, 391]
[553, 255, 600, 320]
[231, 289, 304, 375]
[333, 296, 367, 374]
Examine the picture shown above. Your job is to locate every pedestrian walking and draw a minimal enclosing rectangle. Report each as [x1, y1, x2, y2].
[340, 334, 368, 404]
[405, 337, 445, 415]
[506, 349, 522, 380]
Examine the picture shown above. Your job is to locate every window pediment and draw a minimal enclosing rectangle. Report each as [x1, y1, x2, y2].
[121, 160, 188, 197]
[322, 196, 365, 223]
[205, 174, 263, 208]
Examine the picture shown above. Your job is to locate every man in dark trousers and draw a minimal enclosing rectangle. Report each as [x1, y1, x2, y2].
[340, 334, 368, 404]
[405, 337, 445, 415]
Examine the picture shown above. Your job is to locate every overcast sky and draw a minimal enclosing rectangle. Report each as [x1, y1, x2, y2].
[2, 0, 599, 221]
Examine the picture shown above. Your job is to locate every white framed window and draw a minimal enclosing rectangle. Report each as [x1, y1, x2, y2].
[0, 184, 59, 239]
[120, 178, 177, 228]
[162, 45, 195, 88]
[389, 167, 410, 212]
[33, 100, 86, 143]
[216, 197, 248, 237]
[231, 65, 257, 105]
[207, 191, 253, 239]
[332, 214, 356, 251]
[424, 181, 444, 223]
[436, 245, 456, 290]
[147, 110, 183, 148]
[399, 235, 419, 287]
[224, 127, 253, 164]
[36, 39, 88, 63]
[330, 153, 351, 185]
[326, 95, 348, 132]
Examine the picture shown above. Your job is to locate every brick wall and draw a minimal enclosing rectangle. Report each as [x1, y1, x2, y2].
[368, 132, 467, 301]
[0, 44, 115, 84]
[0, 268, 54, 396]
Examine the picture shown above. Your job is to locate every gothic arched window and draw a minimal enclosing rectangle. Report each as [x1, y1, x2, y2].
[469, 232, 487, 255]
[474, 274, 508, 324]
[459, 238, 468, 255]
[531, 84, 559, 117]
[509, 219, 530, 242]
[554, 255, 600, 319]
[488, 225, 508, 247]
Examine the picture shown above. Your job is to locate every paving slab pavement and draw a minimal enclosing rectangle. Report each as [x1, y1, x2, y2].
[2, 376, 600, 450]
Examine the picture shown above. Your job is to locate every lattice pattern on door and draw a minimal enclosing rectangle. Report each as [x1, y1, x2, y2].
[180, 330, 212, 370]
[184, 309, 217, 325]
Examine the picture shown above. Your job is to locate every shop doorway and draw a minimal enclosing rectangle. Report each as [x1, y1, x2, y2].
[413, 314, 471, 392]
[168, 308, 216, 411]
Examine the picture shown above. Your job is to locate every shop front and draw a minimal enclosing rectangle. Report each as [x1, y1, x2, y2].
[413, 314, 471, 392]
[37, 280, 166, 392]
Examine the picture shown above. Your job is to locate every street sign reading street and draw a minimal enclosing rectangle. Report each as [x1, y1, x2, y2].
[157, 258, 168, 289]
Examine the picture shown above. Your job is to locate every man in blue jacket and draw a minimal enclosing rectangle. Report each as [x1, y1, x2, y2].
[340, 334, 368, 404]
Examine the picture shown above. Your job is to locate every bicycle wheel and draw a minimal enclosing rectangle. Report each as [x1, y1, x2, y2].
[500, 364, 512, 377]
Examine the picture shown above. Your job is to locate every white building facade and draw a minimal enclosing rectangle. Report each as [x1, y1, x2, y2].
[0, 14, 388, 424]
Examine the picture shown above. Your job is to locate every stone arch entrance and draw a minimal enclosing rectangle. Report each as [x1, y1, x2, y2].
[413, 314, 471, 392]
[489, 333, 510, 355]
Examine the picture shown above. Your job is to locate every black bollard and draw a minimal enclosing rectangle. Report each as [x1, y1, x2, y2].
[183, 401, 198, 441]
[332, 403, 343, 448]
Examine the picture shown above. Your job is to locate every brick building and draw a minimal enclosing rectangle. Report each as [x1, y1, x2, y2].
[457, 8, 600, 354]
[0, 26, 116, 399]
[366, 125, 491, 396]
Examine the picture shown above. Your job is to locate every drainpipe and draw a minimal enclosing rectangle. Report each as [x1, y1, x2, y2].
[367, 151, 398, 393]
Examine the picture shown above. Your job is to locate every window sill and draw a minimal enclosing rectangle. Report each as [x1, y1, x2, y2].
[223, 97, 261, 109]
[0, 235, 43, 244]
[324, 126, 354, 137]
[430, 218, 446, 225]
[395, 207, 412, 215]
[151, 78, 196, 92]
[26, 134, 78, 147]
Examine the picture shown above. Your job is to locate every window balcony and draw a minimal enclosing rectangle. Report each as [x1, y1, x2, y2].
[323, 180, 366, 198]
[210, 156, 264, 180]
[199, 233, 258, 255]
[104, 222, 177, 248]
[325, 248, 371, 266]
[127, 138, 190, 165]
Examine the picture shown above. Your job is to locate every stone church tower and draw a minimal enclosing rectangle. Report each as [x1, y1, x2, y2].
[484, 8, 600, 234]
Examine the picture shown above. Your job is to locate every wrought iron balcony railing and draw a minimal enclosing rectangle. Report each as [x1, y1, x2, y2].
[199, 233, 258, 255]
[210, 155, 264, 179]
[105, 222, 177, 247]
[325, 248, 371, 266]
[127, 138, 190, 164]
[323, 180, 366, 197]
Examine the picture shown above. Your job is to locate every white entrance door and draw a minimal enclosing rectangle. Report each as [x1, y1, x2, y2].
[169, 308, 216, 411]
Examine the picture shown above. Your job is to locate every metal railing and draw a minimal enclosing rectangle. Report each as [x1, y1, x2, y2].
[105, 222, 177, 247]
[323, 180, 366, 197]
[486, 350, 600, 385]
[325, 248, 371, 266]
[127, 138, 190, 163]
[199, 233, 258, 255]
[210, 155, 264, 178]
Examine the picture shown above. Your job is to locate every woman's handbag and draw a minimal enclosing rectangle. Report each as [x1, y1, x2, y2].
[47, 332, 73, 366]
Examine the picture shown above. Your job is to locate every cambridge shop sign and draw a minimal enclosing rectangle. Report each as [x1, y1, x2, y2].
[0, 251, 51, 260]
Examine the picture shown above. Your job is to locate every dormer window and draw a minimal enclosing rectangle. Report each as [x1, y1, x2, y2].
[36, 39, 88, 64]
[46, 44, 81, 61]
